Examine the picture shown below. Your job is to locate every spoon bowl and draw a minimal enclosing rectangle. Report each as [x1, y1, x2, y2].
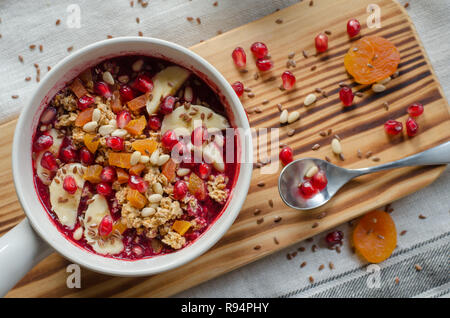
[278, 141, 450, 211]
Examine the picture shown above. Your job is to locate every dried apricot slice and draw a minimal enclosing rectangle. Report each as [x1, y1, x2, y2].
[70, 78, 88, 98]
[75, 108, 94, 127]
[124, 116, 147, 136]
[108, 152, 132, 169]
[131, 139, 158, 155]
[172, 220, 192, 236]
[116, 168, 129, 184]
[83, 134, 100, 153]
[112, 220, 128, 234]
[161, 159, 177, 183]
[83, 165, 103, 183]
[129, 163, 145, 176]
[127, 93, 150, 112]
[344, 35, 400, 84]
[188, 172, 207, 201]
[353, 210, 397, 263]
[111, 90, 122, 114]
[127, 188, 147, 209]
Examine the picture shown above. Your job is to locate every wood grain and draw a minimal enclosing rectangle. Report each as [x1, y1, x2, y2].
[3, 0, 450, 297]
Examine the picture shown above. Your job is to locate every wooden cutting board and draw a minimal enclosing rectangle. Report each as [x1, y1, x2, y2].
[3, 0, 450, 297]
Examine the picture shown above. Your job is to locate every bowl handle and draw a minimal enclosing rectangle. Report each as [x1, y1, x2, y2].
[0, 219, 53, 297]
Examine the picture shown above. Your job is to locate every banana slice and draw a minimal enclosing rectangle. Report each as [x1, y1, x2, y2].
[161, 105, 230, 136]
[203, 141, 225, 172]
[49, 163, 85, 229]
[36, 129, 64, 185]
[146, 66, 190, 115]
[83, 194, 124, 255]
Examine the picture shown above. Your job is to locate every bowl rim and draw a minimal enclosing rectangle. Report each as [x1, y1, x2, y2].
[12, 36, 253, 276]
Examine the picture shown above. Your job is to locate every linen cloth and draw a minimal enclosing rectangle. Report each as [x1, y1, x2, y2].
[0, 0, 448, 298]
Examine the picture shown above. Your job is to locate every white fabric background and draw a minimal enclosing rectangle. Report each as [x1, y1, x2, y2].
[0, 0, 448, 297]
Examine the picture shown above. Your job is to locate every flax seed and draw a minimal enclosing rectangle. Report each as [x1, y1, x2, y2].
[268, 199, 274, 208]
[254, 245, 261, 250]
[357, 149, 362, 158]
[365, 151, 373, 158]
[275, 18, 283, 24]
[372, 157, 380, 162]
[318, 264, 325, 270]
[312, 144, 320, 151]
[311, 65, 317, 71]
[400, 230, 407, 236]
[56, 19, 61, 25]
[414, 264, 422, 271]
[29, 44, 36, 50]
[25, 76, 31, 81]
[394, 277, 400, 284]
[418, 214, 427, 219]
[274, 216, 282, 223]
[301, 261, 307, 268]
[257, 181, 265, 187]
[312, 222, 319, 228]
[298, 247, 305, 252]
[256, 218, 264, 224]
[312, 244, 317, 252]
[254, 208, 261, 216]
[18, 55, 24, 63]
[329, 262, 335, 270]
[196, 17, 201, 24]
[39, 44, 43, 52]
[67, 46, 73, 52]
[319, 131, 327, 137]
[11, 95, 19, 99]
[186, 17, 194, 22]
[277, 103, 283, 112]
[288, 129, 295, 137]
[302, 50, 309, 58]
[309, 276, 314, 283]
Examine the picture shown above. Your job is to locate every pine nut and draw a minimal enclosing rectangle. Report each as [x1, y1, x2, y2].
[148, 193, 162, 203]
[73, 227, 83, 240]
[102, 71, 115, 85]
[152, 182, 163, 195]
[177, 168, 191, 177]
[157, 154, 170, 166]
[141, 207, 155, 217]
[111, 129, 127, 137]
[83, 121, 98, 133]
[150, 149, 160, 165]
[280, 110, 289, 124]
[92, 108, 101, 122]
[118, 75, 129, 84]
[132, 59, 144, 72]
[130, 151, 141, 165]
[304, 93, 317, 106]
[98, 124, 114, 136]
[377, 77, 391, 85]
[305, 165, 319, 178]
[288, 111, 300, 123]
[109, 119, 117, 128]
[372, 84, 386, 93]
[140, 155, 150, 164]
[331, 138, 342, 154]
[184, 86, 194, 102]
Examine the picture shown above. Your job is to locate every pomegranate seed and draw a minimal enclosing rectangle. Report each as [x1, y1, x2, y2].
[119, 85, 134, 102]
[250, 42, 268, 59]
[172, 142, 189, 162]
[161, 130, 178, 150]
[34, 134, 53, 152]
[339, 86, 354, 106]
[406, 117, 419, 137]
[231, 47, 246, 68]
[148, 116, 162, 131]
[325, 230, 344, 247]
[315, 33, 328, 53]
[100, 166, 116, 183]
[255, 58, 273, 72]
[407, 103, 424, 117]
[96, 182, 113, 196]
[311, 171, 327, 191]
[116, 110, 131, 128]
[191, 126, 208, 146]
[63, 176, 78, 194]
[40, 107, 57, 124]
[98, 215, 113, 237]
[60, 145, 77, 163]
[41, 151, 58, 171]
[106, 136, 124, 151]
[384, 120, 403, 135]
[77, 95, 95, 110]
[299, 180, 317, 198]
[281, 71, 296, 90]
[198, 163, 212, 179]
[80, 147, 94, 165]
[160, 96, 176, 115]
[347, 18, 361, 38]
[231, 81, 244, 97]
[134, 74, 154, 93]
[94, 81, 112, 98]
[279, 146, 293, 166]
[128, 175, 148, 193]
[173, 180, 188, 200]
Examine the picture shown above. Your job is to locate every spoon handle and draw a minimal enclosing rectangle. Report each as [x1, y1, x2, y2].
[352, 141, 450, 175]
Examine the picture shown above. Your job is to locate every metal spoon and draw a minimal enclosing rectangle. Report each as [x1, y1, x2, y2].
[278, 141, 450, 210]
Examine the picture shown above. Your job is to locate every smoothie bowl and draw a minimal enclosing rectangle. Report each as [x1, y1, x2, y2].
[1, 37, 252, 294]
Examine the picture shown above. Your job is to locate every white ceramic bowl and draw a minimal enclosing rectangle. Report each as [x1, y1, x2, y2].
[0, 37, 252, 296]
